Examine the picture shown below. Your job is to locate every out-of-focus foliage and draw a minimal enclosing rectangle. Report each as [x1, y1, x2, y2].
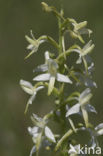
[0, 0, 103, 156]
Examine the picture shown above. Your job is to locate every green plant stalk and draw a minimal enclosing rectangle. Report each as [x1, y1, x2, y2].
[55, 129, 73, 151]
[58, 9, 63, 54]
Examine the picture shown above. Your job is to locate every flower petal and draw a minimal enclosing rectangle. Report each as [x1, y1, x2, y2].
[83, 40, 95, 56]
[35, 86, 44, 92]
[80, 88, 91, 99]
[95, 123, 103, 131]
[20, 79, 33, 95]
[33, 73, 50, 81]
[80, 88, 92, 106]
[45, 126, 56, 143]
[28, 126, 39, 136]
[86, 104, 97, 114]
[57, 73, 72, 83]
[33, 64, 48, 72]
[45, 51, 50, 60]
[66, 103, 80, 117]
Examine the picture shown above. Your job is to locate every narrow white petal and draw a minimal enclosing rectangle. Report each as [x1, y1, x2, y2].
[57, 73, 72, 84]
[97, 129, 103, 136]
[66, 103, 80, 117]
[28, 126, 39, 136]
[35, 86, 44, 92]
[33, 73, 50, 81]
[95, 123, 103, 131]
[45, 51, 50, 60]
[20, 79, 33, 95]
[27, 44, 34, 50]
[83, 40, 92, 51]
[20, 79, 33, 88]
[45, 126, 56, 143]
[79, 88, 92, 106]
[33, 64, 48, 72]
[80, 88, 91, 99]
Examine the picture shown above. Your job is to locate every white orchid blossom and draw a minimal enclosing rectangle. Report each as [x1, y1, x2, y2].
[20, 79, 44, 113]
[28, 113, 56, 154]
[69, 18, 92, 43]
[66, 88, 96, 127]
[33, 51, 72, 95]
[25, 30, 45, 59]
[73, 40, 95, 64]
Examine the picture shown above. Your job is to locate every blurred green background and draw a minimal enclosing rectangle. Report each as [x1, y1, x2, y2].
[0, 0, 103, 155]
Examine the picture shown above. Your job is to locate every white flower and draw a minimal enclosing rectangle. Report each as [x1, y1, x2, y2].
[33, 51, 72, 95]
[73, 40, 95, 64]
[25, 30, 45, 59]
[66, 88, 96, 127]
[69, 18, 92, 43]
[45, 126, 56, 143]
[20, 79, 44, 113]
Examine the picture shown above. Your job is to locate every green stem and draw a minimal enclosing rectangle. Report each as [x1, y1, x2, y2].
[55, 129, 73, 151]
[58, 9, 63, 54]
[39, 35, 59, 50]
[56, 49, 73, 61]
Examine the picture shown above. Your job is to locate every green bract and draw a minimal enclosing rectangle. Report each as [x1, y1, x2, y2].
[20, 2, 102, 156]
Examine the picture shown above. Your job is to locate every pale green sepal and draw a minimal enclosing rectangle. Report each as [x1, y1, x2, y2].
[48, 76, 55, 95]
